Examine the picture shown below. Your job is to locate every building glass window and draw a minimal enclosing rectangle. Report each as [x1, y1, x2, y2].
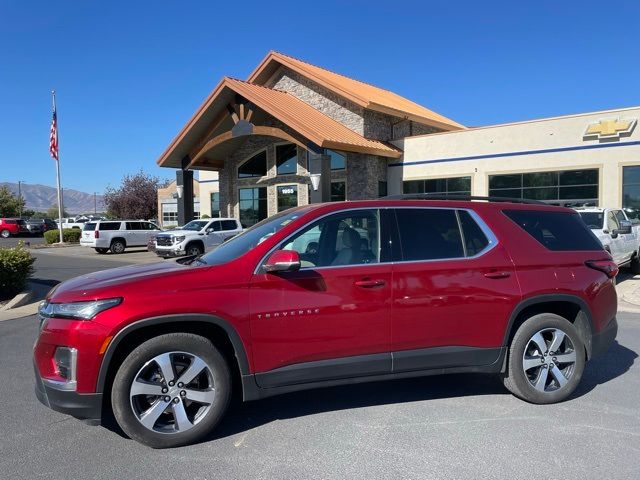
[277, 185, 298, 212]
[331, 181, 346, 202]
[238, 187, 267, 227]
[403, 176, 471, 195]
[378, 181, 388, 198]
[210, 192, 220, 218]
[623, 166, 640, 220]
[276, 144, 298, 175]
[238, 150, 267, 178]
[489, 169, 598, 206]
[326, 149, 346, 170]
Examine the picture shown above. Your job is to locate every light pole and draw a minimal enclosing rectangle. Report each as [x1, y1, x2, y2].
[17, 180, 24, 218]
[94, 192, 97, 214]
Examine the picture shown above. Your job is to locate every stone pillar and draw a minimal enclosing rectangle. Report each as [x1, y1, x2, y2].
[308, 153, 331, 203]
[176, 169, 194, 226]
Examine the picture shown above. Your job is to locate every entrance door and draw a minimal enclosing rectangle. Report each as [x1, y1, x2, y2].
[249, 208, 393, 387]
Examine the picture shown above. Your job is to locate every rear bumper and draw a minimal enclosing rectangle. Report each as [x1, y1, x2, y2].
[34, 364, 102, 421]
[591, 316, 618, 358]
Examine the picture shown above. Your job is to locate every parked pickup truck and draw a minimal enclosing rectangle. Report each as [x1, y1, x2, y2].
[154, 218, 243, 258]
[576, 207, 640, 272]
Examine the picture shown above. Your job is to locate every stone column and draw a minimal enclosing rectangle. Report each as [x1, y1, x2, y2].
[308, 153, 331, 203]
[176, 169, 194, 226]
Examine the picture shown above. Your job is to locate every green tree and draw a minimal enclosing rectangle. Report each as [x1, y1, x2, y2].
[104, 170, 166, 220]
[0, 185, 25, 217]
[46, 204, 68, 218]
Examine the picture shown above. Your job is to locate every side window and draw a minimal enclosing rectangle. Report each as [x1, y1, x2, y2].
[614, 210, 627, 224]
[606, 211, 619, 232]
[221, 220, 237, 231]
[210, 221, 221, 232]
[458, 210, 490, 256]
[99, 222, 121, 231]
[126, 222, 143, 230]
[281, 210, 380, 268]
[395, 208, 464, 261]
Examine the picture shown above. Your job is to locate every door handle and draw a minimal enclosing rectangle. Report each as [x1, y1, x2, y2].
[354, 279, 385, 288]
[484, 271, 511, 279]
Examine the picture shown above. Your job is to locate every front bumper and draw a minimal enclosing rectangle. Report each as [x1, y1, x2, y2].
[591, 316, 618, 358]
[155, 247, 185, 258]
[34, 364, 102, 421]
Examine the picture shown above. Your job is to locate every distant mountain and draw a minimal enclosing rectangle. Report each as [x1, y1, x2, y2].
[1, 182, 105, 214]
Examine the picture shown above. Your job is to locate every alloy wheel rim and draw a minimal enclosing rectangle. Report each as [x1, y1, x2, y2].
[129, 351, 216, 434]
[522, 328, 576, 393]
[113, 243, 124, 253]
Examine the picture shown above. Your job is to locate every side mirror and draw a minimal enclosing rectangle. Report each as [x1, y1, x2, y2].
[615, 220, 633, 235]
[263, 250, 301, 273]
[205, 227, 215, 234]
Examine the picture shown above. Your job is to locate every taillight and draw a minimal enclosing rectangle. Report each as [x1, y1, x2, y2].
[94, 230, 99, 239]
[585, 260, 618, 278]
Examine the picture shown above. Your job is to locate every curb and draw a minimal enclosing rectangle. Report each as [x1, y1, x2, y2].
[0, 290, 34, 311]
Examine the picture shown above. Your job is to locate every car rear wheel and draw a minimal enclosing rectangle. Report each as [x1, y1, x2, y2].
[186, 243, 203, 256]
[501, 313, 585, 404]
[0, 229, 10, 238]
[111, 333, 231, 448]
[95, 248, 109, 254]
[110, 239, 126, 254]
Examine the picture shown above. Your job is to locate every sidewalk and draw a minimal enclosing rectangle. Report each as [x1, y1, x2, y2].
[615, 273, 640, 313]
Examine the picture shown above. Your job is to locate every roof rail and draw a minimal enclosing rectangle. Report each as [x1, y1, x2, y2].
[383, 193, 548, 205]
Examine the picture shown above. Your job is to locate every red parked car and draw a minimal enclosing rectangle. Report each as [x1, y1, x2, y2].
[0, 218, 28, 238]
[34, 197, 618, 448]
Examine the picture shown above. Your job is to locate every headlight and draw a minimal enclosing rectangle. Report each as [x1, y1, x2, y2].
[173, 236, 186, 244]
[38, 298, 122, 320]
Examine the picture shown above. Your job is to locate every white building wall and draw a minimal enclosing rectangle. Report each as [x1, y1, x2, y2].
[198, 171, 220, 217]
[394, 106, 640, 207]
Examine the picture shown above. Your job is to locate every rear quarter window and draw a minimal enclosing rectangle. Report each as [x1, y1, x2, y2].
[83, 222, 97, 231]
[99, 222, 122, 231]
[504, 210, 603, 251]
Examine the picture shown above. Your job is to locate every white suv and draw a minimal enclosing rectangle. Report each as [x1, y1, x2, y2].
[154, 218, 243, 258]
[80, 220, 161, 254]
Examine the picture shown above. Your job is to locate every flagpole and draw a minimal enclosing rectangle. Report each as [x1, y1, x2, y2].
[52, 90, 64, 244]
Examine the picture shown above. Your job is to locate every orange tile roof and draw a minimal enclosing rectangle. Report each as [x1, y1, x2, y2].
[157, 77, 401, 167]
[248, 51, 465, 131]
[225, 78, 401, 157]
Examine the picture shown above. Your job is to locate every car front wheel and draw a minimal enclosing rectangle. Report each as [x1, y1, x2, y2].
[0, 229, 10, 238]
[501, 313, 585, 404]
[111, 333, 231, 448]
[95, 248, 109, 254]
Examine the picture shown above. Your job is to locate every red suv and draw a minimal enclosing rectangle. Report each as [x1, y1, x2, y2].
[0, 218, 28, 238]
[34, 198, 618, 448]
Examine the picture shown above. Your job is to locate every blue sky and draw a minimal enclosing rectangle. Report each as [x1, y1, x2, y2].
[1, 1, 639, 194]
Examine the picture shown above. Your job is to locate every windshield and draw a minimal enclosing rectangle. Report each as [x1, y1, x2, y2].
[578, 212, 604, 229]
[181, 220, 209, 231]
[197, 207, 313, 267]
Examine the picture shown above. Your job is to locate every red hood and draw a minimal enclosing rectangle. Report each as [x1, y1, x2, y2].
[49, 261, 192, 303]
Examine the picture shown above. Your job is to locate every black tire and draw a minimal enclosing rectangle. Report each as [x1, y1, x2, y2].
[0, 229, 10, 238]
[95, 248, 109, 254]
[110, 239, 126, 254]
[111, 333, 231, 448]
[185, 243, 204, 256]
[630, 254, 640, 275]
[501, 313, 585, 404]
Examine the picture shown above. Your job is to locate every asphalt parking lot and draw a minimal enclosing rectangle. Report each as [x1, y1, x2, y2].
[1, 246, 639, 479]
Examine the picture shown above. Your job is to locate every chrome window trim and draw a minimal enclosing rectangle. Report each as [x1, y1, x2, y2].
[254, 206, 499, 274]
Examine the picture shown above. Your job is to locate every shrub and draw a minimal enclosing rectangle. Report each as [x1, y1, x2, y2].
[44, 229, 82, 244]
[0, 242, 35, 299]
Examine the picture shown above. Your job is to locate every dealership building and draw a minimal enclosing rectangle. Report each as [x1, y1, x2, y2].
[157, 52, 640, 226]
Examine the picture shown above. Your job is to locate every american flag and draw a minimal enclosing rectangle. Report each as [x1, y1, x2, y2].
[49, 102, 58, 161]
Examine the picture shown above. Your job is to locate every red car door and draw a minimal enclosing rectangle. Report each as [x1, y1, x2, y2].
[249, 208, 393, 387]
[390, 207, 521, 371]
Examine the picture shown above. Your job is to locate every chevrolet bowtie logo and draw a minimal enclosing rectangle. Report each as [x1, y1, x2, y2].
[584, 118, 637, 141]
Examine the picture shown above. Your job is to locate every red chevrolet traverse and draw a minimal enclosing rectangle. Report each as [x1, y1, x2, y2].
[34, 197, 618, 448]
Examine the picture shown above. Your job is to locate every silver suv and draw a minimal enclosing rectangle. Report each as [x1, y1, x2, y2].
[80, 220, 160, 254]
